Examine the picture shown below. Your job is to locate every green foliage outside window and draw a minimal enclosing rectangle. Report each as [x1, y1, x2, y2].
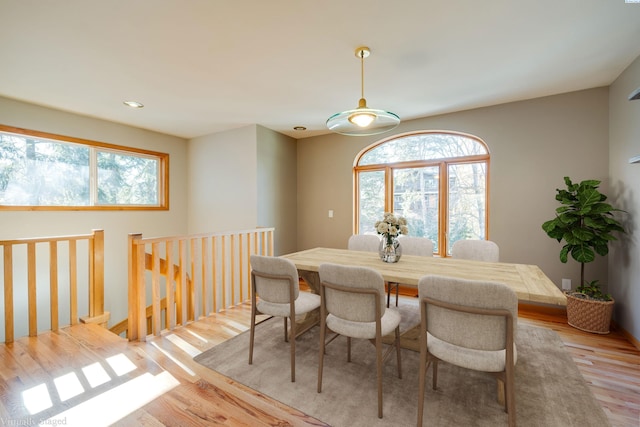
[0, 126, 167, 209]
[356, 132, 489, 255]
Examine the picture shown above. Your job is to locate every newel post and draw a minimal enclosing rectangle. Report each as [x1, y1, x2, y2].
[128, 233, 146, 341]
[80, 229, 110, 327]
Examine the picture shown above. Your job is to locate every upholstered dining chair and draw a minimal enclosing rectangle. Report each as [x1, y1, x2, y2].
[249, 254, 321, 382]
[347, 234, 381, 252]
[385, 236, 435, 307]
[450, 239, 500, 262]
[317, 263, 403, 419]
[416, 274, 518, 427]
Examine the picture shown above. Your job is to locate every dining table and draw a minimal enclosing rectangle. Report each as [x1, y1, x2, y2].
[281, 247, 567, 306]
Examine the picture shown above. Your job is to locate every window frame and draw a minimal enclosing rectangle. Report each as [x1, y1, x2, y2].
[0, 124, 169, 211]
[353, 130, 490, 256]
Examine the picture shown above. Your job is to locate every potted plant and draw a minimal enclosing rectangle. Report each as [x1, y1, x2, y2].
[541, 177, 626, 334]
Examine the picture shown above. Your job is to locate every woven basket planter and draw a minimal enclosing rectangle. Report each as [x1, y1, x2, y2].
[565, 292, 614, 334]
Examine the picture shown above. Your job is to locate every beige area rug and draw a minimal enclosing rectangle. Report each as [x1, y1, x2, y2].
[194, 302, 610, 427]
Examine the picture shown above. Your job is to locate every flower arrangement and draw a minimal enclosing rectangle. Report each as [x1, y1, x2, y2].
[375, 212, 409, 245]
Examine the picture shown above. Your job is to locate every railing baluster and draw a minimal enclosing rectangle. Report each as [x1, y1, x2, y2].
[151, 242, 161, 335]
[201, 237, 208, 317]
[166, 240, 175, 330]
[27, 242, 37, 337]
[230, 234, 236, 306]
[50, 241, 59, 332]
[69, 240, 78, 326]
[3, 245, 14, 344]
[211, 236, 218, 313]
[221, 235, 227, 311]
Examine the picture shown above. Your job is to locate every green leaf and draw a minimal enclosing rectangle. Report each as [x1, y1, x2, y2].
[580, 179, 601, 188]
[571, 245, 595, 263]
[572, 228, 595, 242]
[541, 219, 556, 233]
[559, 246, 569, 263]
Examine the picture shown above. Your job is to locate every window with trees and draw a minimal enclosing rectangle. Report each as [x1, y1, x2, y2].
[0, 125, 168, 210]
[354, 131, 489, 256]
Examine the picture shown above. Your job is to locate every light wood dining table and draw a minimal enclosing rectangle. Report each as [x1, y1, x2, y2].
[281, 247, 567, 306]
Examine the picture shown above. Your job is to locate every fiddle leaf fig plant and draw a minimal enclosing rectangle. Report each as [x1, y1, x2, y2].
[541, 177, 625, 301]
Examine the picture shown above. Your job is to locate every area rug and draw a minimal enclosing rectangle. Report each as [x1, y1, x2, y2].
[194, 304, 610, 427]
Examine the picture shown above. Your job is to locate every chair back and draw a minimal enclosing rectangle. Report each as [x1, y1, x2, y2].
[450, 239, 499, 262]
[398, 236, 434, 256]
[319, 263, 385, 322]
[347, 234, 380, 252]
[418, 275, 517, 351]
[250, 255, 299, 303]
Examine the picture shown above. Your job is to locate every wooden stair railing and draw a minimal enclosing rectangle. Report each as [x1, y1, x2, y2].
[110, 252, 189, 338]
[110, 297, 170, 337]
[1, 229, 108, 344]
[126, 227, 274, 341]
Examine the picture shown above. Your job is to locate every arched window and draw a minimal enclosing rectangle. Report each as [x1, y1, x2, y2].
[354, 131, 490, 256]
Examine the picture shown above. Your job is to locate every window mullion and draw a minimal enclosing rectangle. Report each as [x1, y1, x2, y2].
[385, 166, 394, 212]
[90, 147, 97, 205]
[439, 161, 448, 256]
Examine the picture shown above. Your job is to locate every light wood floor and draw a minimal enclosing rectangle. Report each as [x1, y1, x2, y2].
[0, 300, 638, 426]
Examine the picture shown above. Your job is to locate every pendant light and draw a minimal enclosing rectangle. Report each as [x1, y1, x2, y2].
[326, 46, 400, 136]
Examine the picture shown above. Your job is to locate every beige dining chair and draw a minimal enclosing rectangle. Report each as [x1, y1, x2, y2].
[347, 234, 381, 252]
[417, 274, 518, 427]
[317, 263, 402, 419]
[249, 254, 321, 382]
[385, 236, 434, 307]
[450, 239, 500, 262]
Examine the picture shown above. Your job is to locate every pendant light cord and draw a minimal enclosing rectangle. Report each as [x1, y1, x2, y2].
[360, 49, 365, 100]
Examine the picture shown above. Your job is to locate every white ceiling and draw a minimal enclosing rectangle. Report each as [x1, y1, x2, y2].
[1, 1, 640, 140]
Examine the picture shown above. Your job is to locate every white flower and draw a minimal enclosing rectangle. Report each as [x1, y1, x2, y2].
[375, 212, 408, 240]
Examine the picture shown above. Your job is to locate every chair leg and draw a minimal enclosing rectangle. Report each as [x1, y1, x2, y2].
[432, 359, 438, 390]
[375, 334, 383, 419]
[249, 307, 256, 365]
[284, 317, 289, 342]
[417, 333, 428, 427]
[347, 337, 352, 362]
[317, 320, 326, 393]
[289, 316, 296, 382]
[394, 283, 399, 306]
[386, 283, 392, 308]
[395, 326, 402, 379]
[505, 366, 516, 427]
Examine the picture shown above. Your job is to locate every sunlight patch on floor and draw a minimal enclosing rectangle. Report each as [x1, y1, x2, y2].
[39, 371, 179, 427]
[186, 329, 208, 343]
[150, 341, 196, 376]
[226, 320, 250, 333]
[23, 383, 52, 414]
[82, 362, 111, 388]
[166, 334, 202, 357]
[53, 372, 84, 402]
[106, 353, 137, 376]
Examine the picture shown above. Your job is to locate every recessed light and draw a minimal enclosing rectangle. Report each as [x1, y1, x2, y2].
[293, 126, 307, 131]
[123, 100, 144, 108]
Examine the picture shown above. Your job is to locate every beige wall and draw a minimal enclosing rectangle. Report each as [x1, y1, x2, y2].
[0, 96, 189, 330]
[187, 125, 297, 255]
[256, 126, 297, 255]
[188, 125, 258, 233]
[297, 88, 610, 296]
[609, 55, 640, 340]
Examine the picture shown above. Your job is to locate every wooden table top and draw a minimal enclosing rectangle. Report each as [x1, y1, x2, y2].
[281, 247, 566, 306]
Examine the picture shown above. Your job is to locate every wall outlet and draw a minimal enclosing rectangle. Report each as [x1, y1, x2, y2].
[562, 278, 571, 290]
[328, 209, 334, 218]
